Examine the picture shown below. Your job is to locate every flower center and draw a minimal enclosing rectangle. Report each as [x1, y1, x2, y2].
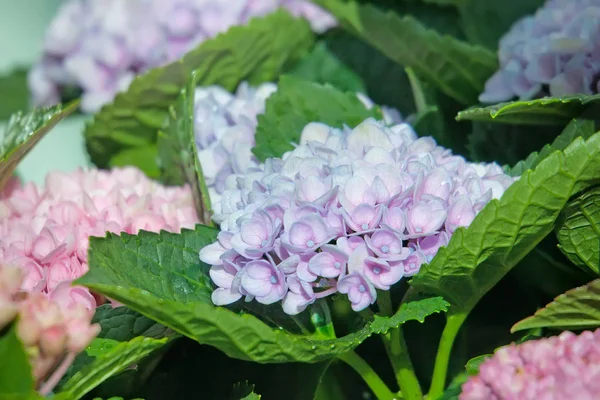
[358, 284, 366, 293]
[361, 223, 369, 230]
[270, 275, 278, 284]
[409, 263, 415, 270]
[306, 240, 315, 247]
[415, 227, 423, 233]
[373, 267, 381, 274]
[334, 261, 341, 269]
[381, 245, 389, 253]
[261, 239, 269, 247]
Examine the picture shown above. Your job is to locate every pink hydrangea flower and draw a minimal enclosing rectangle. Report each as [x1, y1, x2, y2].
[29, 0, 336, 112]
[0, 167, 198, 310]
[200, 118, 516, 314]
[0, 265, 100, 395]
[461, 328, 600, 400]
[193, 82, 403, 205]
[480, 0, 600, 103]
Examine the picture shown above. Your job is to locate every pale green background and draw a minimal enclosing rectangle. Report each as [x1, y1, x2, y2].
[0, 0, 91, 186]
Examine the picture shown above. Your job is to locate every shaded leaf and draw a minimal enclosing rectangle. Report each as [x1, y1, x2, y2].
[0, 68, 29, 120]
[512, 279, 600, 332]
[357, 0, 465, 38]
[467, 121, 562, 167]
[436, 372, 468, 400]
[59, 337, 167, 400]
[252, 75, 380, 161]
[510, 119, 597, 176]
[456, 94, 600, 125]
[157, 71, 212, 224]
[84, 10, 314, 174]
[77, 227, 447, 363]
[315, 0, 497, 104]
[0, 325, 34, 395]
[58, 305, 173, 390]
[0, 101, 79, 190]
[458, 0, 544, 50]
[411, 131, 600, 312]
[556, 186, 600, 274]
[92, 305, 172, 342]
[289, 41, 366, 93]
[230, 382, 261, 400]
[322, 29, 416, 116]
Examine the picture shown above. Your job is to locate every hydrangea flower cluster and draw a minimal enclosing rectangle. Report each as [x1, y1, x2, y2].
[461, 329, 600, 399]
[194, 82, 403, 205]
[480, 0, 600, 103]
[200, 118, 515, 314]
[0, 265, 100, 395]
[0, 167, 198, 310]
[29, 0, 335, 113]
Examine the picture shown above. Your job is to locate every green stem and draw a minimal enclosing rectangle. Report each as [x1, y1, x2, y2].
[337, 350, 396, 400]
[378, 291, 422, 400]
[389, 327, 422, 400]
[428, 312, 468, 399]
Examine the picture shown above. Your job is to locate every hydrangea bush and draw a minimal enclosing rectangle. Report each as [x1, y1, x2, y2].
[29, 0, 334, 112]
[201, 118, 514, 314]
[480, 0, 600, 103]
[193, 82, 402, 203]
[0, 167, 198, 309]
[2, 0, 600, 399]
[461, 329, 600, 399]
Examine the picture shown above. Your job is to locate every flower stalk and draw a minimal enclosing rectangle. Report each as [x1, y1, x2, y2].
[428, 311, 468, 398]
[337, 350, 396, 400]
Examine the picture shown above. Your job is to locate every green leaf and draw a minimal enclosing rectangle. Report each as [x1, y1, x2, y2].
[77, 226, 447, 362]
[510, 119, 597, 176]
[314, 0, 497, 104]
[58, 305, 172, 390]
[84, 10, 314, 175]
[230, 382, 261, 400]
[465, 355, 491, 375]
[511, 279, 600, 332]
[456, 94, 600, 125]
[0, 101, 79, 190]
[90, 397, 144, 400]
[0, 68, 29, 120]
[79, 226, 217, 305]
[322, 29, 416, 116]
[157, 71, 212, 224]
[108, 145, 160, 180]
[556, 186, 600, 274]
[85, 338, 121, 357]
[252, 75, 380, 161]
[0, 325, 34, 395]
[59, 336, 167, 400]
[467, 121, 563, 167]
[411, 131, 600, 312]
[458, 0, 544, 50]
[92, 305, 172, 342]
[357, 0, 466, 39]
[436, 372, 468, 400]
[289, 41, 366, 93]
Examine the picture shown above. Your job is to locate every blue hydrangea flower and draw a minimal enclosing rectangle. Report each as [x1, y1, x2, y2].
[480, 0, 600, 103]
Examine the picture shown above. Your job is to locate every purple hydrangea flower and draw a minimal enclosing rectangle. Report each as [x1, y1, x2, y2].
[461, 328, 600, 399]
[193, 82, 403, 206]
[200, 118, 516, 314]
[480, 0, 600, 103]
[29, 0, 336, 113]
